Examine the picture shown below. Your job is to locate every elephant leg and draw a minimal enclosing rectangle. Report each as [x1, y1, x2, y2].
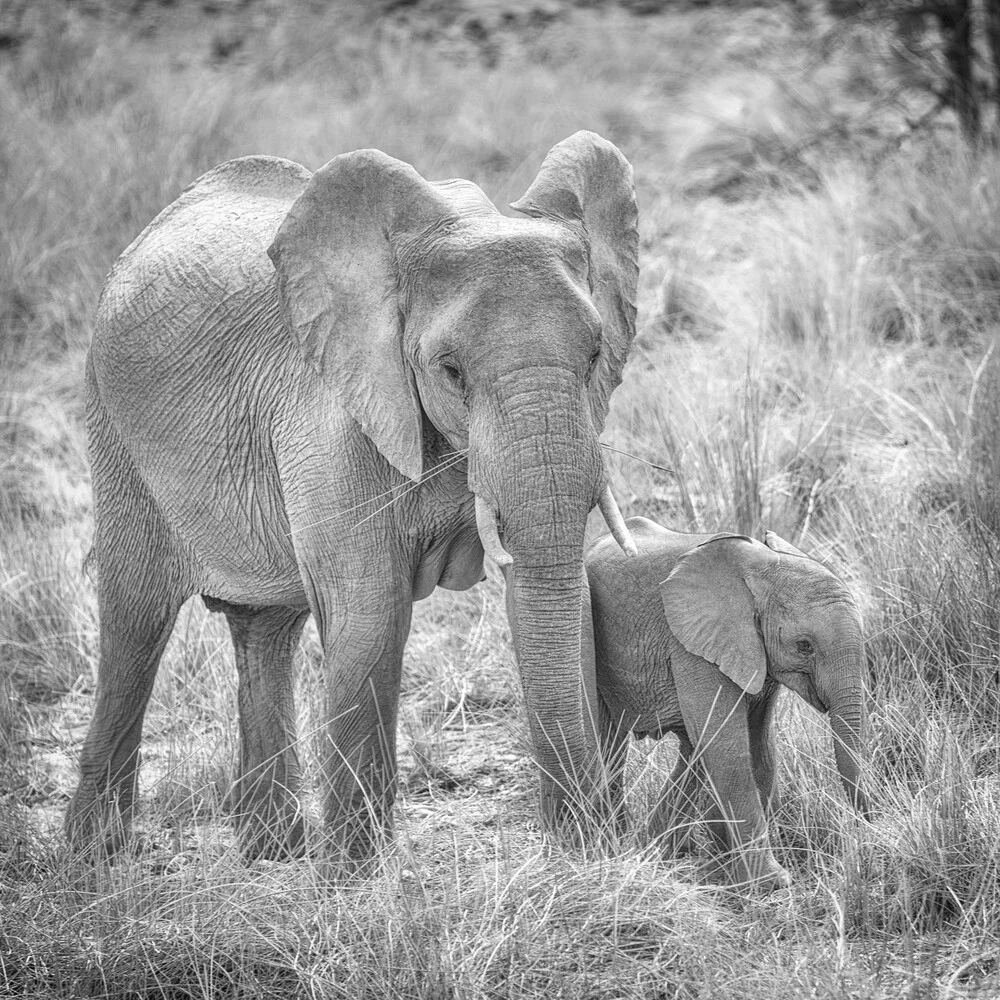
[65, 518, 186, 854]
[648, 733, 702, 856]
[208, 599, 309, 860]
[316, 587, 413, 872]
[674, 652, 790, 890]
[597, 698, 631, 837]
[747, 691, 780, 819]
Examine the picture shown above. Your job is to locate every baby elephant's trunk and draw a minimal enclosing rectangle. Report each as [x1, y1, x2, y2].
[822, 643, 870, 820]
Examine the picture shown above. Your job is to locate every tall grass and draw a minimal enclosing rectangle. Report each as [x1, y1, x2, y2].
[3, 1, 1000, 997]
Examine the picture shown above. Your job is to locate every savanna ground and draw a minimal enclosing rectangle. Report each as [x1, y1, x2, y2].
[2, 0, 1000, 996]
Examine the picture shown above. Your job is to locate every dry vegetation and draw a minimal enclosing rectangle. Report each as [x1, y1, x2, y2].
[2, 0, 1000, 996]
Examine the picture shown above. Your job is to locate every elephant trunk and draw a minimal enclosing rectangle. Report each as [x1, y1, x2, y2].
[474, 480, 635, 566]
[507, 541, 594, 823]
[821, 645, 871, 821]
[468, 371, 608, 824]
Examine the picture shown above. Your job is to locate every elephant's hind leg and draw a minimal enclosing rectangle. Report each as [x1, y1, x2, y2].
[65, 518, 186, 855]
[207, 599, 309, 860]
[596, 700, 632, 838]
[648, 733, 702, 856]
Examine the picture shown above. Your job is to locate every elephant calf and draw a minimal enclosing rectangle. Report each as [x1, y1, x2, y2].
[586, 516, 870, 890]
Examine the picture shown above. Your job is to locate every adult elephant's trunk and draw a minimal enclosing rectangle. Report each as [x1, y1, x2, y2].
[468, 371, 625, 825]
[507, 532, 594, 822]
[820, 644, 871, 821]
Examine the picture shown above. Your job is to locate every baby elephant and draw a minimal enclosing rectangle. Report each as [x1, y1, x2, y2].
[586, 517, 870, 890]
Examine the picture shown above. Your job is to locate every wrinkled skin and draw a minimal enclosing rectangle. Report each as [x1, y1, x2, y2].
[65, 132, 640, 867]
[586, 517, 871, 891]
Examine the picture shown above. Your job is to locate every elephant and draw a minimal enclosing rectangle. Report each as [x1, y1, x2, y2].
[65, 131, 641, 867]
[585, 516, 870, 890]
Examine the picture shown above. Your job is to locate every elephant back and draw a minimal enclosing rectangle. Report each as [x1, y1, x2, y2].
[97, 156, 313, 333]
[92, 156, 314, 390]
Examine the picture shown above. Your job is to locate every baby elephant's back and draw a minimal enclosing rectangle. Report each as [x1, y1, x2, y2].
[586, 516, 716, 596]
[586, 517, 714, 692]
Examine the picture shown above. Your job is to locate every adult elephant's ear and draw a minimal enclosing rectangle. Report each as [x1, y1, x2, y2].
[659, 535, 769, 696]
[510, 131, 638, 433]
[268, 150, 459, 483]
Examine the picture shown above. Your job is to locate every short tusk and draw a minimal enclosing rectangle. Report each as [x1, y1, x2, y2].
[475, 495, 513, 568]
[598, 484, 638, 557]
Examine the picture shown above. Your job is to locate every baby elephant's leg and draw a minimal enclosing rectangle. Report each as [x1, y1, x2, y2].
[699, 749, 791, 892]
[673, 657, 791, 891]
[747, 694, 781, 819]
[598, 701, 632, 836]
[648, 734, 702, 855]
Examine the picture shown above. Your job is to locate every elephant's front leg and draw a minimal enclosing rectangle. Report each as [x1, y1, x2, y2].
[746, 689, 780, 819]
[674, 650, 790, 891]
[318, 587, 413, 872]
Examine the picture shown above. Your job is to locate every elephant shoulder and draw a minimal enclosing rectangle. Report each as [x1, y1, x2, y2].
[587, 517, 670, 613]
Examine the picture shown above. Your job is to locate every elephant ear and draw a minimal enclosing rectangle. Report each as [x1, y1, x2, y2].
[510, 131, 638, 433]
[659, 534, 769, 696]
[764, 530, 808, 558]
[268, 149, 460, 483]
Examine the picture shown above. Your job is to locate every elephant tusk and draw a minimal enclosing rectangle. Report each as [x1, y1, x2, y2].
[598, 484, 638, 557]
[475, 495, 513, 568]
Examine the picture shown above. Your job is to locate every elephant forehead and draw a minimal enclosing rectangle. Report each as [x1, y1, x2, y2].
[402, 220, 599, 356]
[401, 215, 588, 288]
[780, 566, 863, 621]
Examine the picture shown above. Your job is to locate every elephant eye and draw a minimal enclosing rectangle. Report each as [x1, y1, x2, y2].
[585, 346, 601, 385]
[440, 361, 464, 390]
[795, 638, 815, 657]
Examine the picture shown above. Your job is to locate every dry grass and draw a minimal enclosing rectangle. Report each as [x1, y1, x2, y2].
[3, 1, 1000, 997]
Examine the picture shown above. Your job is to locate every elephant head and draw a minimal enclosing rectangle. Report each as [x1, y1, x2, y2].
[660, 531, 870, 819]
[266, 131, 639, 822]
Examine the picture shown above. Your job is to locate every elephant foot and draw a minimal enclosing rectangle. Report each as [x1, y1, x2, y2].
[729, 844, 792, 893]
[320, 793, 396, 879]
[313, 848, 388, 886]
[226, 782, 306, 861]
[64, 788, 132, 858]
[237, 814, 307, 862]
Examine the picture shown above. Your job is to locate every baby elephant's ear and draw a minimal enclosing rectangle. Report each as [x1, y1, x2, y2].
[659, 535, 768, 695]
[764, 530, 809, 558]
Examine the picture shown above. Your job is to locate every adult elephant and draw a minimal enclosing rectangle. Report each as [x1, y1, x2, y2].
[65, 131, 640, 866]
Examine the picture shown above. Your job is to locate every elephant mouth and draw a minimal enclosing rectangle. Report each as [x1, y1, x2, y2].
[776, 670, 827, 714]
[805, 681, 827, 714]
